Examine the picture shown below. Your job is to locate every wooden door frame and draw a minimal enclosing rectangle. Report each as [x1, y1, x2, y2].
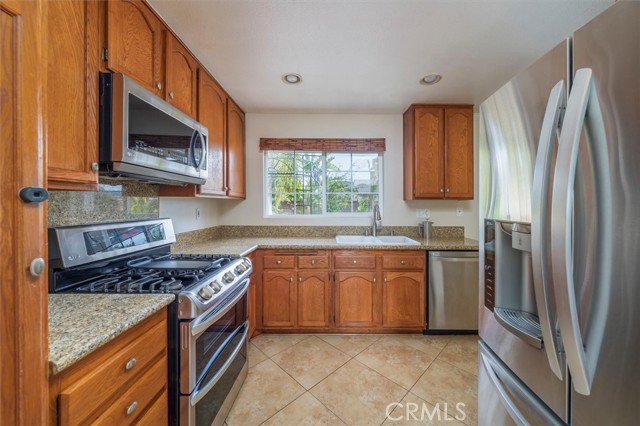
[1, 0, 49, 424]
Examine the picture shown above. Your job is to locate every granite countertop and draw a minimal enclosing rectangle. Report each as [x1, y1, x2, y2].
[49, 294, 175, 375]
[174, 236, 479, 257]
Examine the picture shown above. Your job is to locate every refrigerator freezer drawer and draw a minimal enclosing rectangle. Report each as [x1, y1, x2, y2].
[479, 341, 565, 426]
[428, 251, 478, 331]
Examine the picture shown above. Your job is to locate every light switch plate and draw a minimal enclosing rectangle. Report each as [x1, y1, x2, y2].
[456, 207, 464, 217]
[196, 208, 201, 220]
[416, 209, 430, 219]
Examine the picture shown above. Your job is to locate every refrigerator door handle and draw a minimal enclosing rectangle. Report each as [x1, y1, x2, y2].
[551, 68, 613, 396]
[531, 80, 566, 380]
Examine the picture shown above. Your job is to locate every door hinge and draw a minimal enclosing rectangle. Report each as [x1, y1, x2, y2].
[101, 48, 108, 61]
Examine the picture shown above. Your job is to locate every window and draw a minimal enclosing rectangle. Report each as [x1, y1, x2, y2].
[264, 151, 382, 216]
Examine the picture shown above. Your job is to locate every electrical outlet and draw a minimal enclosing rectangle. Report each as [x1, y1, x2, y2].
[196, 208, 201, 220]
[456, 207, 464, 217]
[416, 209, 430, 219]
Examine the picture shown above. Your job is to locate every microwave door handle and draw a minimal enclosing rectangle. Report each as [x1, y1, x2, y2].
[190, 130, 206, 170]
[531, 80, 565, 380]
[551, 68, 613, 396]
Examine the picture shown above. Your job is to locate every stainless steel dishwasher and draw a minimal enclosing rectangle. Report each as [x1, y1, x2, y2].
[427, 251, 479, 333]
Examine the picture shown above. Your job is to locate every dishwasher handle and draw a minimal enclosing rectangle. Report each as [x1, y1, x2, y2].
[429, 251, 479, 261]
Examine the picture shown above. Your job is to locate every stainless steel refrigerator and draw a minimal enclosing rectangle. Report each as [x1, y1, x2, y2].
[478, 2, 640, 425]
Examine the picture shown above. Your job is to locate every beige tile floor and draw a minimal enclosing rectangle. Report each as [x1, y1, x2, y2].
[225, 334, 478, 426]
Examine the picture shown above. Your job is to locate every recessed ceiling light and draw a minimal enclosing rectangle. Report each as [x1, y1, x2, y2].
[420, 74, 442, 85]
[282, 73, 302, 84]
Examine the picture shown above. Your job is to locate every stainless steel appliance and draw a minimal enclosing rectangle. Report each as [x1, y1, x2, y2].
[427, 251, 478, 332]
[49, 219, 252, 426]
[478, 2, 640, 424]
[99, 73, 208, 185]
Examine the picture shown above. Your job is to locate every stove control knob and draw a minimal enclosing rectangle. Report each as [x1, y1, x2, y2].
[235, 264, 246, 274]
[223, 272, 235, 283]
[199, 286, 214, 300]
[210, 282, 222, 293]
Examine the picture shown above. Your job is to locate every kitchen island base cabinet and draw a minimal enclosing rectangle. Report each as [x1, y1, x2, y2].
[49, 309, 168, 426]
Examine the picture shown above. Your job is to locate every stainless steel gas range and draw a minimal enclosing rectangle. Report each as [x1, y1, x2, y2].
[48, 218, 251, 426]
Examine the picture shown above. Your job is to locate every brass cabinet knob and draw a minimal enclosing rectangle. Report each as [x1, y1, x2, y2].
[126, 401, 138, 416]
[125, 357, 137, 371]
[155, 82, 162, 90]
[169, 91, 175, 99]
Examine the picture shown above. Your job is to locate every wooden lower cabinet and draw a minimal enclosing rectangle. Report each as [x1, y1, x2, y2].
[297, 271, 331, 328]
[334, 271, 378, 328]
[49, 310, 168, 426]
[256, 249, 426, 333]
[262, 270, 296, 327]
[382, 271, 426, 328]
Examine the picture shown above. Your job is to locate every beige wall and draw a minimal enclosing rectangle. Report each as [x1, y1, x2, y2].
[211, 113, 479, 239]
[159, 196, 219, 233]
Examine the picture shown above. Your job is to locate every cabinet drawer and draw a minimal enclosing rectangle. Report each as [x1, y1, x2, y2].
[382, 254, 425, 270]
[264, 255, 295, 269]
[334, 255, 376, 270]
[58, 320, 166, 426]
[93, 356, 167, 426]
[133, 390, 167, 425]
[298, 253, 329, 269]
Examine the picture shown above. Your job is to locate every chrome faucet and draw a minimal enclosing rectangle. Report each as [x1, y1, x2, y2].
[372, 203, 382, 237]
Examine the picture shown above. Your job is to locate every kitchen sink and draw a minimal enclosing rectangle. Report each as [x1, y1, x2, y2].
[335, 235, 380, 244]
[335, 235, 420, 245]
[375, 236, 420, 245]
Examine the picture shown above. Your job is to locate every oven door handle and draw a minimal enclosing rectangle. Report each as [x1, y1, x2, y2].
[190, 321, 249, 406]
[191, 279, 250, 337]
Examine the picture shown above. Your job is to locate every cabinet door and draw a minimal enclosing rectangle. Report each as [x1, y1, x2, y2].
[414, 107, 444, 198]
[297, 271, 331, 328]
[335, 272, 378, 328]
[262, 271, 296, 328]
[444, 107, 474, 199]
[226, 99, 246, 199]
[198, 70, 227, 196]
[382, 271, 426, 329]
[107, 0, 163, 95]
[46, 0, 100, 190]
[165, 32, 198, 117]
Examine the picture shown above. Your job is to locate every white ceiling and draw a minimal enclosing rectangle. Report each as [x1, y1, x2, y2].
[148, 0, 612, 113]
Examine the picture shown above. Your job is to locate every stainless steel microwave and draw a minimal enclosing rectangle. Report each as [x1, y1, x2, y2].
[99, 73, 208, 185]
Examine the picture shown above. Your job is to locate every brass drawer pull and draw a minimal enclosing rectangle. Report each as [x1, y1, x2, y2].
[372, 277, 377, 284]
[126, 401, 138, 416]
[276, 260, 282, 264]
[310, 259, 316, 265]
[384, 278, 388, 283]
[298, 276, 302, 283]
[289, 276, 294, 283]
[400, 260, 407, 265]
[125, 357, 137, 371]
[353, 260, 357, 264]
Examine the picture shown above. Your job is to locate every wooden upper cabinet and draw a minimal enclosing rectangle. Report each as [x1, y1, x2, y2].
[226, 99, 246, 199]
[262, 270, 296, 328]
[413, 107, 444, 198]
[164, 32, 198, 117]
[106, 0, 163, 95]
[334, 272, 378, 328]
[198, 70, 227, 196]
[403, 104, 474, 200]
[297, 271, 331, 328]
[46, 0, 100, 190]
[381, 271, 425, 329]
[444, 108, 474, 199]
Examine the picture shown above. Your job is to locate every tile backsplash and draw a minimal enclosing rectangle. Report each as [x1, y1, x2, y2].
[48, 179, 159, 227]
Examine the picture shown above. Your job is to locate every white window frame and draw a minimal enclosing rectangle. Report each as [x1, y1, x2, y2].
[263, 151, 384, 218]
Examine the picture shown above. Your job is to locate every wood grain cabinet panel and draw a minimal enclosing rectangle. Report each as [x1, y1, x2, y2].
[133, 390, 168, 426]
[382, 271, 426, 329]
[106, 0, 163, 95]
[403, 104, 474, 200]
[381, 254, 425, 270]
[297, 252, 330, 269]
[226, 98, 246, 199]
[165, 32, 198, 117]
[334, 271, 378, 328]
[264, 255, 295, 269]
[46, 0, 100, 190]
[444, 108, 474, 199]
[334, 254, 376, 270]
[262, 270, 296, 327]
[297, 271, 331, 328]
[198, 70, 227, 195]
